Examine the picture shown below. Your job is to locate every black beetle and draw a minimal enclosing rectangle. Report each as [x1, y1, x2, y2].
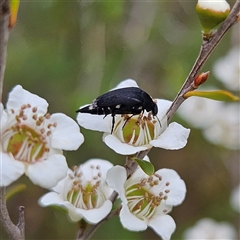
[76, 87, 158, 133]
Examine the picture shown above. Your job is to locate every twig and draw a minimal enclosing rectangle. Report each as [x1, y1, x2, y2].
[166, 1, 240, 124]
[0, 188, 25, 240]
[0, 0, 10, 102]
[0, 1, 25, 239]
[17, 206, 25, 238]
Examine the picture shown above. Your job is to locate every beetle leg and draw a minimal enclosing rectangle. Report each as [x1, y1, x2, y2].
[155, 115, 162, 127]
[122, 114, 134, 130]
[111, 113, 115, 134]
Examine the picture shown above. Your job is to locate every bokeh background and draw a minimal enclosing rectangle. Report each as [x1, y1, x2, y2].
[2, 1, 239, 239]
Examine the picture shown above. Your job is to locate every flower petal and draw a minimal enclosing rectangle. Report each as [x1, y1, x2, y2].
[38, 192, 65, 206]
[106, 165, 127, 204]
[39, 193, 84, 221]
[114, 79, 139, 89]
[51, 169, 73, 193]
[156, 99, 172, 119]
[77, 112, 112, 133]
[119, 204, 147, 231]
[0, 153, 25, 187]
[6, 85, 48, 115]
[27, 154, 68, 189]
[150, 122, 190, 149]
[81, 159, 113, 181]
[103, 134, 148, 155]
[149, 214, 176, 240]
[73, 200, 112, 224]
[155, 169, 187, 206]
[50, 113, 84, 150]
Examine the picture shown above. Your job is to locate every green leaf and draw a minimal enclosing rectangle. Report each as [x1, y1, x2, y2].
[184, 90, 240, 102]
[134, 158, 155, 175]
[6, 183, 26, 201]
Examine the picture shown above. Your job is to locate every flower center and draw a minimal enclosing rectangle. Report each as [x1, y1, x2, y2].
[5, 125, 47, 162]
[2, 104, 56, 163]
[125, 174, 170, 220]
[113, 113, 162, 146]
[65, 165, 107, 210]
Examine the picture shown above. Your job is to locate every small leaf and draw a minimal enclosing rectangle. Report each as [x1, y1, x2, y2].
[184, 90, 239, 102]
[134, 158, 155, 175]
[6, 183, 26, 201]
[9, 0, 20, 29]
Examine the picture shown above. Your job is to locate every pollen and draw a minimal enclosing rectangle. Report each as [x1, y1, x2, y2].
[125, 174, 171, 220]
[2, 104, 57, 163]
[64, 164, 108, 210]
[113, 112, 161, 146]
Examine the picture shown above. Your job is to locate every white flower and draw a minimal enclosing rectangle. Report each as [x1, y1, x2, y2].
[203, 103, 240, 150]
[0, 85, 84, 188]
[230, 184, 240, 213]
[39, 159, 114, 223]
[183, 218, 237, 239]
[178, 96, 223, 129]
[77, 79, 190, 155]
[213, 46, 240, 91]
[178, 97, 239, 150]
[106, 164, 186, 240]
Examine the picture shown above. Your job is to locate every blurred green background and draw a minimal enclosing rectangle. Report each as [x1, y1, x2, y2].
[2, 1, 239, 239]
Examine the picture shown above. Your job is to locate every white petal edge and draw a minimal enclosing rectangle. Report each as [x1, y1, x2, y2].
[39, 193, 83, 222]
[106, 166, 128, 204]
[149, 214, 176, 240]
[0, 153, 25, 187]
[120, 204, 147, 231]
[50, 113, 84, 150]
[73, 200, 113, 224]
[114, 79, 139, 89]
[39, 192, 65, 207]
[27, 154, 68, 189]
[150, 122, 190, 149]
[77, 112, 112, 133]
[6, 85, 48, 115]
[103, 134, 148, 155]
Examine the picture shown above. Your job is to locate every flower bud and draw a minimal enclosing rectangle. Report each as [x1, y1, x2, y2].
[196, 0, 230, 35]
[194, 71, 209, 88]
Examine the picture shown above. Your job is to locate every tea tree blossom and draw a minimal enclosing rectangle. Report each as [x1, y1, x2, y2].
[39, 159, 114, 223]
[178, 98, 239, 150]
[77, 79, 190, 155]
[106, 164, 186, 240]
[213, 46, 240, 91]
[183, 218, 237, 239]
[0, 85, 84, 188]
